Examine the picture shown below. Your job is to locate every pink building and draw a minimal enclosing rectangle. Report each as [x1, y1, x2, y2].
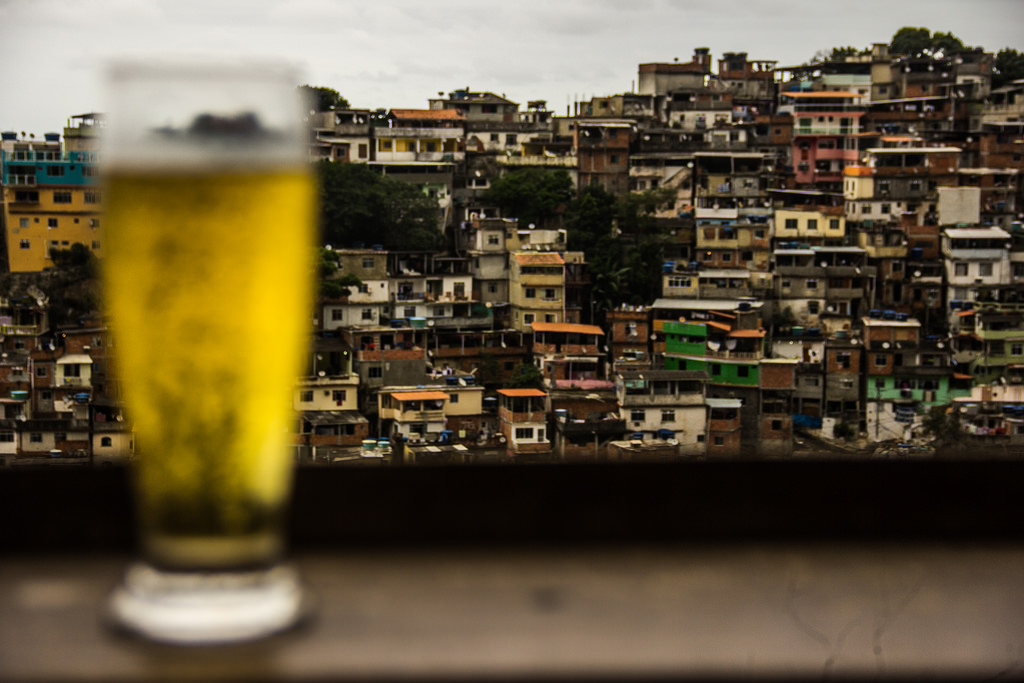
[780, 91, 864, 188]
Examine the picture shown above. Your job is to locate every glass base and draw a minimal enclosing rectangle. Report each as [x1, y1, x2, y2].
[106, 562, 309, 645]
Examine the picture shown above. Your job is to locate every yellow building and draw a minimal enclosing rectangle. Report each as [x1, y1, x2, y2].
[509, 251, 566, 331]
[2, 131, 101, 272]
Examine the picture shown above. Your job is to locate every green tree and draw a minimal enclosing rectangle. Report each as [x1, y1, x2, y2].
[483, 168, 574, 228]
[506, 362, 545, 390]
[300, 85, 349, 112]
[317, 161, 442, 251]
[921, 405, 964, 445]
[890, 27, 933, 56]
[930, 31, 966, 55]
[565, 185, 617, 255]
[994, 48, 1024, 88]
[890, 27, 968, 57]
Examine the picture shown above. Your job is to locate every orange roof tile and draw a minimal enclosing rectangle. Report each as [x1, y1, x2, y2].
[390, 391, 449, 401]
[390, 109, 464, 121]
[705, 320, 732, 332]
[953, 373, 974, 380]
[531, 322, 604, 335]
[728, 329, 766, 338]
[956, 310, 976, 317]
[515, 252, 565, 265]
[843, 165, 873, 176]
[497, 388, 548, 397]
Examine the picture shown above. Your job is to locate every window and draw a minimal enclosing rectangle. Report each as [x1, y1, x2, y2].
[806, 219, 818, 231]
[332, 390, 347, 402]
[506, 134, 517, 146]
[30, 433, 42, 443]
[881, 204, 891, 214]
[19, 218, 29, 228]
[806, 279, 818, 290]
[979, 263, 993, 277]
[448, 394, 459, 404]
[737, 366, 750, 378]
[379, 140, 392, 151]
[807, 301, 820, 315]
[490, 134, 499, 142]
[711, 363, 722, 375]
[713, 436, 725, 446]
[839, 378, 855, 389]
[954, 263, 968, 277]
[544, 289, 556, 300]
[362, 258, 375, 269]
[48, 218, 58, 229]
[331, 310, 344, 321]
[829, 219, 840, 231]
[100, 437, 113, 448]
[661, 409, 675, 423]
[19, 240, 29, 250]
[487, 234, 500, 246]
[523, 313, 535, 324]
[53, 191, 72, 204]
[875, 354, 887, 367]
[544, 314, 556, 323]
[771, 419, 783, 431]
[784, 218, 798, 230]
[0, 432, 14, 442]
[367, 366, 382, 379]
[46, 166, 65, 177]
[404, 307, 416, 318]
[361, 309, 373, 320]
[630, 409, 645, 423]
[1012, 344, 1023, 356]
[515, 427, 534, 440]
[667, 276, 691, 288]
[300, 391, 313, 402]
[36, 366, 47, 377]
[525, 288, 536, 299]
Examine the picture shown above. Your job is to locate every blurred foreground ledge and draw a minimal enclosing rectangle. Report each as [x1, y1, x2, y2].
[1, 462, 1023, 681]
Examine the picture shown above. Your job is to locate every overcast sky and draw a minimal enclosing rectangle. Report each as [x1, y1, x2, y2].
[1, 0, 1022, 135]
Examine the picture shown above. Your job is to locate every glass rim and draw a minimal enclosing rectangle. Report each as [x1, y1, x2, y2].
[106, 55, 303, 83]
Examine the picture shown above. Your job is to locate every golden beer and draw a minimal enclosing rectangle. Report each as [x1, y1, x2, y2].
[103, 170, 314, 570]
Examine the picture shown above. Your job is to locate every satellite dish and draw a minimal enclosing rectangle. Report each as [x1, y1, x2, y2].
[882, 342, 890, 349]
[914, 271, 922, 278]
[318, 371, 326, 377]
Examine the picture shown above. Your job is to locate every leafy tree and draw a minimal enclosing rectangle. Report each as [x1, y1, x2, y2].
[317, 161, 443, 251]
[483, 168, 574, 228]
[890, 27, 933, 56]
[506, 362, 545, 390]
[921, 405, 964, 445]
[930, 31, 966, 55]
[615, 187, 674, 238]
[300, 85, 349, 112]
[565, 184, 617, 255]
[994, 48, 1024, 88]
[890, 27, 968, 57]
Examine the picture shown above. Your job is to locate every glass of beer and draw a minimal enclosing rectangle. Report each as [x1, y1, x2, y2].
[101, 59, 315, 644]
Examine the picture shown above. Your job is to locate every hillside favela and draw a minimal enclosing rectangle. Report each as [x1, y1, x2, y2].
[4, 30, 1024, 466]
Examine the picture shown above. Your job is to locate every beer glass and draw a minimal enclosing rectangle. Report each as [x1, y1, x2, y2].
[102, 59, 315, 643]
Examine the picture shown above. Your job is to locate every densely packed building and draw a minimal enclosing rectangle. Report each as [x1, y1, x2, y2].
[3, 43, 1024, 465]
